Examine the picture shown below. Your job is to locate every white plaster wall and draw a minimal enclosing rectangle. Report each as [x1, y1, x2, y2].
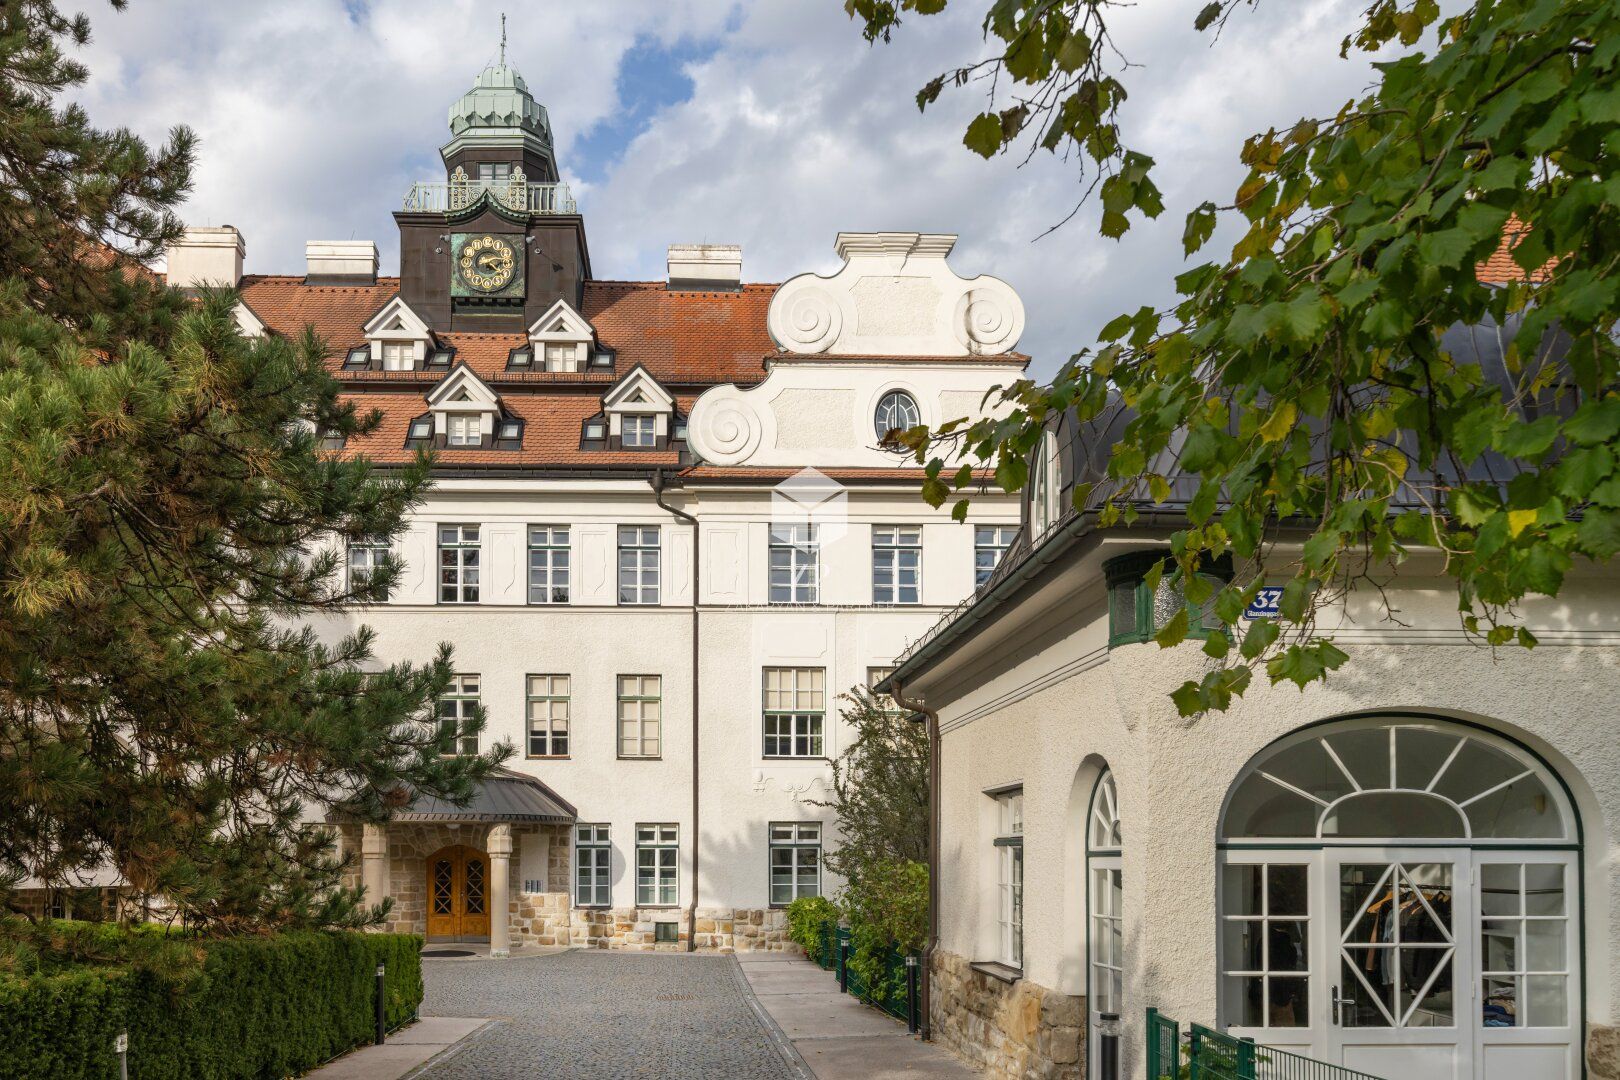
[919, 555, 1620, 1076]
[315, 479, 1018, 915]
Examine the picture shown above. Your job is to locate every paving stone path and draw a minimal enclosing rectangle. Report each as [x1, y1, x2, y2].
[419, 951, 804, 1079]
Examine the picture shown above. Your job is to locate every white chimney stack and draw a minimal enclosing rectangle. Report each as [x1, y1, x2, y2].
[164, 225, 245, 289]
[305, 240, 378, 284]
[667, 244, 742, 291]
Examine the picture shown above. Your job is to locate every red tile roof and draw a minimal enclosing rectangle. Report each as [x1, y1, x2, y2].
[1476, 218, 1558, 286]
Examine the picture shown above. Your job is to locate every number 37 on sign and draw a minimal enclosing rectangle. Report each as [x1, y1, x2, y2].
[1244, 587, 1284, 619]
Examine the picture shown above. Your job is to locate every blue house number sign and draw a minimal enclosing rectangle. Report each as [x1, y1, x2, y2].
[1244, 587, 1285, 619]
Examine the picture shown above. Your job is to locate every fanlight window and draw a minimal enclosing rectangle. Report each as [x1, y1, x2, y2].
[874, 390, 920, 440]
[1089, 769, 1122, 851]
[1222, 721, 1569, 842]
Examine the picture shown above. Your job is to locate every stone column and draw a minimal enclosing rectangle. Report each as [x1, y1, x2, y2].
[488, 824, 513, 958]
[361, 823, 389, 927]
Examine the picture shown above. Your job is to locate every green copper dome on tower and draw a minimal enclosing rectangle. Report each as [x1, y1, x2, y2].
[440, 32, 556, 179]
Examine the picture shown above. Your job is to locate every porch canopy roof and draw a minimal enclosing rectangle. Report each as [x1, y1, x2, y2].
[387, 768, 577, 824]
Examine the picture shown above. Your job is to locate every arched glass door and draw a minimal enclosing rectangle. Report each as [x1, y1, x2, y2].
[1218, 718, 1578, 1080]
[1087, 769, 1123, 1079]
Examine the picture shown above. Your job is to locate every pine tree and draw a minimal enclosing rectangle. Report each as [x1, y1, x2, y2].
[0, 0, 503, 931]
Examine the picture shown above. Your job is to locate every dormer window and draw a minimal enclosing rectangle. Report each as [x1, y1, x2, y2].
[446, 414, 481, 447]
[406, 417, 433, 444]
[623, 415, 656, 448]
[583, 420, 606, 441]
[544, 343, 580, 372]
[362, 297, 434, 372]
[508, 347, 533, 369]
[382, 342, 414, 371]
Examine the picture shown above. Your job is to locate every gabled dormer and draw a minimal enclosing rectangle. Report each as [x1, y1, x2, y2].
[407, 365, 522, 450]
[592, 365, 677, 450]
[347, 296, 452, 371]
[508, 298, 605, 373]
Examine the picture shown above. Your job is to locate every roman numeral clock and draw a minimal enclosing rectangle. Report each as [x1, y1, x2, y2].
[451, 232, 525, 300]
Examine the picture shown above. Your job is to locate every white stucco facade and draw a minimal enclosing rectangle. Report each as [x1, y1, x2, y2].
[898, 527, 1620, 1080]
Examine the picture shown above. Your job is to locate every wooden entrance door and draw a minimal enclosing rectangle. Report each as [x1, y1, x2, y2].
[425, 845, 491, 940]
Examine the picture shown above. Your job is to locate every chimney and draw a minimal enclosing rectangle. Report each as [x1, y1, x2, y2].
[667, 244, 742, 292]
[164, 225, 245, 289]
[305, 240, 379, 285]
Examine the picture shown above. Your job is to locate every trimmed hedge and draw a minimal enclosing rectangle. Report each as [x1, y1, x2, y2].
[0, 928, 422, 1079]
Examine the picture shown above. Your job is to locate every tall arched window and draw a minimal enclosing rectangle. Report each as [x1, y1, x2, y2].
[1087, 769, 1123, 1076]
[1217, 717, 1579, 1078]
[874, 390, 920, 440]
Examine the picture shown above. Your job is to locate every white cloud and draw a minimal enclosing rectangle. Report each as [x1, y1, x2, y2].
[76, 0, 1401, 377]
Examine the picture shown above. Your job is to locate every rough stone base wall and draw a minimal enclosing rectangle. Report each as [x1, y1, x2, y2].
[931, 949, 1084, 1080]
[1592, 1024, 1620, 1080]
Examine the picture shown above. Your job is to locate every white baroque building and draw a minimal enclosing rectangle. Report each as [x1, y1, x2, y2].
[160, 57, 1024, 955]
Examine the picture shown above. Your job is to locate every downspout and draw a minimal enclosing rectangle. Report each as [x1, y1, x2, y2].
[889, 675, 939, 1042]
[651, 470, 701, 952]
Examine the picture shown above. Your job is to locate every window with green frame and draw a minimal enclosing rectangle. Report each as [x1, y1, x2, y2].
[1103, 550, 1233, 648]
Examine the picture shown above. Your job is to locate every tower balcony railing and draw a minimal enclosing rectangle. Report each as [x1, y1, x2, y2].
[401, 179, 577, 215]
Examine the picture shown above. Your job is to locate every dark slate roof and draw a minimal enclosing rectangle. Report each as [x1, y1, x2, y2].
[391, 768, 576, 823]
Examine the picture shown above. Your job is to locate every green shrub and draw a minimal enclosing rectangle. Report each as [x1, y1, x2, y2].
[785, 896, 839, 962]
[841, 859, 928, 1007]
[0, 922, 422, 1079]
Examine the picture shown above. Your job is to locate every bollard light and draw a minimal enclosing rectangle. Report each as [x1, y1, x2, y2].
[1098, 1011, 1122, 1080]
[114, 1031, 129, 1080]
[903, 955, 921, 1035]
[375, 962, 387, 1045]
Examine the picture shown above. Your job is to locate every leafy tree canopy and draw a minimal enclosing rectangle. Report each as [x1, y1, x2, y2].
[0, 0, 504, 932]
[851, 0, 1619, 713]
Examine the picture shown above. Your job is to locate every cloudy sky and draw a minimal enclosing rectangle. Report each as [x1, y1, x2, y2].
[76, 0, 1400, 377]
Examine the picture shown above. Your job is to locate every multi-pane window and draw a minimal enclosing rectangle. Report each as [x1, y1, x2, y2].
[617, 675, 662, 758]
[1219, 862, 1309, 1028]
[874, 390, 920, 439]
[769, 823, 822, 905]
[996, 789, 1024, 969]
[622, 415, 656, 448]
[475, 161, 512, 185]
[763, 667, 825, 758]
[527, 526, 570, 604]
[974, 525, 1017, 587]
[872, 526, 922, 604]
[438, 524, 480, 603]
[618, 526, 661, 605]
[867, 666, 903, 714]
[636, 824, 679, 906]
[768, 524, 818, 604]
[526, 675, 570, 758]
[437, 675, 480, 757]
[347, 537, 391, 596]
[575, 824, 611, 907]
[446, 414, 481, 447]
[1480, 861, 1570, 1028]
[544, 343, 579, 372]
[381, 341, 414, 371]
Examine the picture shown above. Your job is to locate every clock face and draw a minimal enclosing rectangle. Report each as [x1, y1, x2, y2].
[455, 233, 518, 293]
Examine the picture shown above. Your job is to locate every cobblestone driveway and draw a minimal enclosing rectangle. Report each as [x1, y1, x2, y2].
[419, 951, 802, 1079]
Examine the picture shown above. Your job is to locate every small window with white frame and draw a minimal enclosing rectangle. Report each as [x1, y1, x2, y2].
[621, 414, 657, 448]
[544, 343, 580, 372]
[617, 675, 662, 758]
[769, 524, 818, 604]
[874, 389, 920, 440]
[769, 822, 822, 906]
[527, 526, 570, 604]
[438, 524, 480, 603]
[974, 525, 1017, 588]
[763, 667, 825, 758]
[995, 788, 1024, 969]
[446, 413, 481, 447]
[526, 675, 569, 758]
[872, 525, 922, 604]
[437, 674, 480, 757]
[347, 536, 391, 597]
[636, 824, 679, 906]
[575, 824, 611, 907]
[618, 526, 660, 604]
[381, 341, 415, 371]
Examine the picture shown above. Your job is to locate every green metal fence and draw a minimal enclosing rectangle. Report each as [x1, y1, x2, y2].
[806, 919, 920, 1029]
[1147, 1011, 1386, 1080]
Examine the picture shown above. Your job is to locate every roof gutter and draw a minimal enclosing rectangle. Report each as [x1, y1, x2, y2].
[651, 469, 702, 953]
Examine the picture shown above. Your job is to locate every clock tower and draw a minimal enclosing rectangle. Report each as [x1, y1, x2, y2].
[395, 47, 590, 334]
